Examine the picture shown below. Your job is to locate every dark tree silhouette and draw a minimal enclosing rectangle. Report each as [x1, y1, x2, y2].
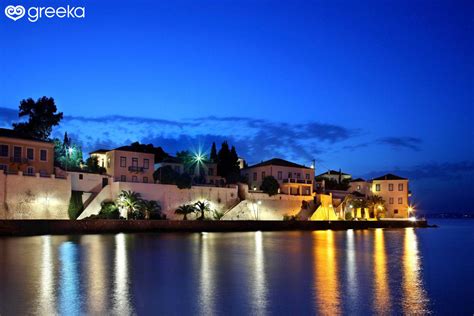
[260, 176, 280, 196]
[210, 142, 217, 162]
[12, 96, 63, 140]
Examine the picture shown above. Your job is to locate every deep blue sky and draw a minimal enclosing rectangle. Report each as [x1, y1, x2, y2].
[1, 0, 473, 212]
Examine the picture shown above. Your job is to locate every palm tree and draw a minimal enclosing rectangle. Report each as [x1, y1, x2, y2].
[367, 195, 385, 219]
[116, 190, 141, 219]
[141, 200, 162, 220]
[175, 204, 196, 220]
[194, 200, 211, 220]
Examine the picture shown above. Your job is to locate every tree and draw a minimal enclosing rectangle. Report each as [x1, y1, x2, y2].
[12, 96, 63, 141]
[85, 156, 106, 174]
[129, 141, 168, 163]
[116, 190, 142, 219]
[260, 176, 280, 196]
[54, 133, 83, 170]
[194, 200, 211, 220]
[175, 204, 196, 220]
[210, 142, 217, 162]
[176, 173, 192, 189]
[154, 165, 179, 184]
[367, 195, 385, 218]
[140, 200, 162, 220]
[217, 141, 240, 183]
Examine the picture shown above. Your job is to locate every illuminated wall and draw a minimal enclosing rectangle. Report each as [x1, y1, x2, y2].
[0, 172, 71, 219]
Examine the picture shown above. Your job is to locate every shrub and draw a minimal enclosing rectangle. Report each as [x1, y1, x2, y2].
[68, 191, 84, 220]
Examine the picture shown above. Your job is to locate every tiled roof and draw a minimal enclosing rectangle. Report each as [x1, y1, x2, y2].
[350, 178, 366, 182]
[0, 128, 51, 143]
[372, 173, 407, 181]
[316, 170, 351, 177]
[244, 158, 311, 169]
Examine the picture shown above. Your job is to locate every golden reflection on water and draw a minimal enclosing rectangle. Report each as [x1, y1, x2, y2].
[313, 230, 341, 315]
[373, 228, 391, 314]
[402, 228, 428, 314]
[345, 230, 358, 306]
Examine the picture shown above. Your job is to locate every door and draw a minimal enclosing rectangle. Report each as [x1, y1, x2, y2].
[102, 177, 108, 188]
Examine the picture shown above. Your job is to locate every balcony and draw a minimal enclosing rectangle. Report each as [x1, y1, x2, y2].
[128, 166, 145, 173]
[282, 178, 313, 184]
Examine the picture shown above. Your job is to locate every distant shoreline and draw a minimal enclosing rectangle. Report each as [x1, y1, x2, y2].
[0, 219, 431, 236]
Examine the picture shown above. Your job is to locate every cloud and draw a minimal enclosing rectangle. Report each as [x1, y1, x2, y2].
[377, 136, 422, 151]
[0, 109, 355, 164]
[361, 160, 474, 181]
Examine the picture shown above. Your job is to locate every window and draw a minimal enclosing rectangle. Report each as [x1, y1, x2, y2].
[296, 173, 301, 179]
[277, 171, 282, 180]
[40, 149, 47, 161]
[0, 164, 7, 172]
[0, 144, 8, 157]
[27, 148, 34, 160]
[253, 172, 257, 181]
[375, 184, 381, 191]
[13, 146, 22, 162]
[208, 168, 214, 176]
[79, 174, 83, 180]
[120, 175, 126, 182]
[389, 197, 394, 204]
[26, 167, 34, 175]
[288, 172, 292, 179]
[107, 158, 111, 168]
[398, 197, 403, 204]
[357, 185, 361, 191]
[261, 171, 266, 179]
[305, 173, 310, 180]
[143, 176, 148, 183]
[120, 157, 127, 168]
[143, 159, 149, 169]
[398, 183, 404, 191]
[132, 176, 138, 182]
[389, 183, 393, 191]
[394, 209, 399, 214]
[132, 157, 138, 167]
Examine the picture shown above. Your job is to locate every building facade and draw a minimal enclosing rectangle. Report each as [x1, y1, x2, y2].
[0, 128, 55, 176]
[91, 146, 155, 183]
[242, 158, 314, 195]
[371, 174, 409, 218]
[155, 156, 224, 185]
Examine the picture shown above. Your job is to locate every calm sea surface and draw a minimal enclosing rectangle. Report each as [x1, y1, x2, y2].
[0, 219, 473, 315]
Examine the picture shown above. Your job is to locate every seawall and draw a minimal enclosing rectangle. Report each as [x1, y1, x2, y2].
[0, 219, 430, 236]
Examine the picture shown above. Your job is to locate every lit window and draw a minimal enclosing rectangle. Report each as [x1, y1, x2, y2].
[398, 197, 403, 204]
[389, 197, 394, 204]
[375, 184, 380, 191]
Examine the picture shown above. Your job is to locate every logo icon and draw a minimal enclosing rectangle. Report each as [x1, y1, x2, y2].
[5, 5, 25, 21]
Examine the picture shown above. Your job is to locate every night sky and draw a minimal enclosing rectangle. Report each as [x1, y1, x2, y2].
[1, 0, 473, 213]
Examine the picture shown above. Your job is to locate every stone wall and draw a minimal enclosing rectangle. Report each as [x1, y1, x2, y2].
[0, 172, 71, 219]
[78, 182, 240, 220]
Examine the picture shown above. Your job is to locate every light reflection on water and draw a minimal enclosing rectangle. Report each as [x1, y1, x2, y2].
[3, 224, 470, 314]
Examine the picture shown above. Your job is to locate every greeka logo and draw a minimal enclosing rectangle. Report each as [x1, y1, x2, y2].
[4, 4, 85, 22]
